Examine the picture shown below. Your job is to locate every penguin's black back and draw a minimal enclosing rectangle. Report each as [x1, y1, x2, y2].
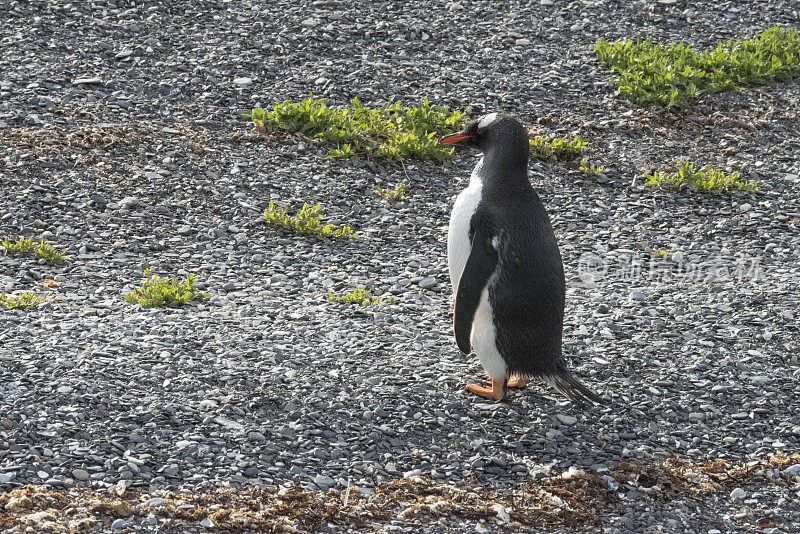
[477, 175, 566, 377]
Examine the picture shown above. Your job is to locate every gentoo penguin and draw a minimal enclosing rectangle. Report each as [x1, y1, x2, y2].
[441, 113, 604, 404]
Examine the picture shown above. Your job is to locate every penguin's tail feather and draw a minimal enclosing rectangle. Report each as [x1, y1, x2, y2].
[546, 365, 606, 407]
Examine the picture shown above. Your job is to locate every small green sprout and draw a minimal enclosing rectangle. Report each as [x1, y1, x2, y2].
[529, 135, 587, 162]
[644, 161, 756, 193]
[376, 183, 407, 201]
[123, 269, 210, 308]
[264, 201, 356, 240]
[0, 292, 47, 310]
[2, 236, 66, 265]
[641, 244, 674, 260]
[325, 288, 394, 307]
[245, 95, 465, 163]
[650, 249, 673, 259]
[579, 158, 605, 179]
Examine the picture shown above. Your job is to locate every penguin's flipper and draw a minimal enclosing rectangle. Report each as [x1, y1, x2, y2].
[454, 225, 498, 354]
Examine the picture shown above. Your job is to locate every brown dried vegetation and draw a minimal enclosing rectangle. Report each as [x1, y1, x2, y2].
[1, 454, 797, 533]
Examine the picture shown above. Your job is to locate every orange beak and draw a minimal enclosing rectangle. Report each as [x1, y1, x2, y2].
[440, 133, 471, 145]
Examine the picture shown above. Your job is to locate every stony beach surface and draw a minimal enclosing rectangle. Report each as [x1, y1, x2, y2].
[1, 0, 799, 531]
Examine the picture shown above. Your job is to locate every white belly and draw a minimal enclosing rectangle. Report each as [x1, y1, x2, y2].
[446, 160, 508, 381]
[470, 286, 507, 380]
[447, 165, 483, 288]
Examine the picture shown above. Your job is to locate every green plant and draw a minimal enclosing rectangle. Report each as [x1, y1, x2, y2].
[376, 183, 407, 201]
[529, 135, 587, 162]
[0, 292, 47, 310]
[123, 269, 210, 308]
[325, 288, 393, 307]
[595, 26, 800, 107]
[644, 161, 757, 193]
[264, 201, 356, 240]
[2, 236, 66, 265]
[650, 249, 673, 259]
[641, 244, 673, 260]
[579, 158, 604, 179]
[245, 95, 465, 163]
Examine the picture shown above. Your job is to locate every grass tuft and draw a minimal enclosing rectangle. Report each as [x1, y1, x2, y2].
[0, 292, 47, 310]
[644, 161, 756, 193]
[595, 26, 800, 107]
[529, 135, 587, 162]
[641, 244, 674, 260]
[325, 288, 393, 307]
[2, 236, 66, 265]
[123, 269, 210, 308]
[246, 95, 465, 163]
[265, 201, 356, 240]
[376, 183, 407, 201]
[579, 158, 605, 179]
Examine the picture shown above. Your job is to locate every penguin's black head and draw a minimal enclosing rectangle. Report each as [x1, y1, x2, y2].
[441, 113, 529, 164]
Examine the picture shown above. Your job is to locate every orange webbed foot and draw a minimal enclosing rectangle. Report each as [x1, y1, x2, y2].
[466, 379, 507, 401]
[507, 375, 529, 388]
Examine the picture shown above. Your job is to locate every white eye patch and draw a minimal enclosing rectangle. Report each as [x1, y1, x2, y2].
[491, 236, 501, 250]
[478, 112, 499, 129]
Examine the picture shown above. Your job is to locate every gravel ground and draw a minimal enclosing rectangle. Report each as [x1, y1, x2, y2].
[2, 0, 800, 532]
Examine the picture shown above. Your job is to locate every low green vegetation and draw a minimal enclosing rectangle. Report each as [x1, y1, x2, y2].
[579, 158, 605, 179]
[650, 249, 673, 259]
[265, 201, 356, 240]
[642, 244, 674, 260]
[376, 183, 407, 201]
[325, 288, 393, 307]
[2, 236, 66, 265]
[595, 26, 800, 107]
[123, 269, 210, 308]
[644, 161, 756, 193]
[529, 135, 587, 162]
[0, 292, 47, 310]
[246, 95, 465, 163]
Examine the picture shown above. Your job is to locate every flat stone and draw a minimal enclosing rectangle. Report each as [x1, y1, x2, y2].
[72, 469, 90, 481]
[90, 194, 108, 205]
[73, 77, 102, 85]
[119, 196, 140, 209]
[782, 465, 800, 476]
[556, 414, 577, 426]
[314, 474, 335, 488]
[418, 276, 436, 289]
[233, 77, 253, 86]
